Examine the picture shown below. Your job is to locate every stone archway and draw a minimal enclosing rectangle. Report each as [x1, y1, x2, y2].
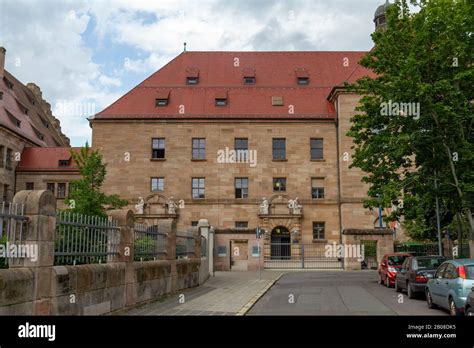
[270, 226, 291, 260]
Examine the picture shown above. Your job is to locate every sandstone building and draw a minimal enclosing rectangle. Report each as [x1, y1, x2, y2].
[87, 2, 400, 270]
[0, 47, 78, 206]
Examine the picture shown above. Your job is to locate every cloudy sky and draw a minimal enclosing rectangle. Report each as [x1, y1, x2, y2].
[0, 0, 384, 146]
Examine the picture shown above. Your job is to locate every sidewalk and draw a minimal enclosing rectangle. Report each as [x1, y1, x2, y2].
[124, 271, 283, 316]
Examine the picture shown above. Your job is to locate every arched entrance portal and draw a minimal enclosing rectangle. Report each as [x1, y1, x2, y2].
[271, 226, 291, 260]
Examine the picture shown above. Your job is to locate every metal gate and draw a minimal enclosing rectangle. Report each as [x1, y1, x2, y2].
[264, 242, 343, 269]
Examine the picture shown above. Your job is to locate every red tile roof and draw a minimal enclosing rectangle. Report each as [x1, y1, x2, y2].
[94, 51, 375, 121]
[0, 70, 70, 146]
[16, 147, 81, 172]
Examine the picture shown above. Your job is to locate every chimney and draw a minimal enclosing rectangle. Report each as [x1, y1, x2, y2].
[0, 47, 6, 79]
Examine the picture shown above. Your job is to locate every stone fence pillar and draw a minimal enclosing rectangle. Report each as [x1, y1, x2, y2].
[158, 219, 176, 260]
[190, 226, 201, 259]
[11, 190, 56, 314]
[107, 209, 134, 263]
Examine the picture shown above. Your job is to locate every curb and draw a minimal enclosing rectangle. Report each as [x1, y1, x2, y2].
[235, 273, 285, 316]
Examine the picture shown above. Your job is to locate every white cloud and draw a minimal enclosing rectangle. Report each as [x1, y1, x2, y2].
[0, 0, 384, 146]
[99, 75, 122, 87]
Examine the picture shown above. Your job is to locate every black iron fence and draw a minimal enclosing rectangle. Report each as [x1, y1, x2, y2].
[394, 242, 439, 256]
[176, 231, 195, 259]
[0, 202, 28, 269]
[263, 242, 343, 269]
[55, 211, 120, 265]
[134, 223, 167, 261]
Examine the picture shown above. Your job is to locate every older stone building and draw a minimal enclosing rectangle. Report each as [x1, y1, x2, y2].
[0, 47, 72, 203]
[90, 3, 401, 270]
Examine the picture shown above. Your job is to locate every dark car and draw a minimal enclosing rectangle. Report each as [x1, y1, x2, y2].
[395, 256, 447, 298]
[378, 253, 413, 287]
[465, 287, 474, 316]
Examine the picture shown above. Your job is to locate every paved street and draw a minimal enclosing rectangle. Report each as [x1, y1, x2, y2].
[124, 271, 282, 316]
[247, 271, 449, 315]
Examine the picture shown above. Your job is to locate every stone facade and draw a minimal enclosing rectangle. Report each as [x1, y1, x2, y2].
[15, 172, 81, 210]
[0, 127, 29, 202]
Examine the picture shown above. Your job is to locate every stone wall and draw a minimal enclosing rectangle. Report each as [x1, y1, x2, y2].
[0, 190, 204, 315]
[342, 228, 394, 271]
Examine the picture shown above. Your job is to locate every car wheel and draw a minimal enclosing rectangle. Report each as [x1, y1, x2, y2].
[395, 280, 402, 292]
[407, 283, 416, 299]
[449, 298, 461, 316]
[426, 289, 437, 309]
[466, 307, 473, 316]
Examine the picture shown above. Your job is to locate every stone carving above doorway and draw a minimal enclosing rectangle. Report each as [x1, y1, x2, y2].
[134, 193, 181, 216]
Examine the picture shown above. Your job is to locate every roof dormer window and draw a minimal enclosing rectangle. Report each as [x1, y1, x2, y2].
[186, 67, 199, 85]
[4, 78, 14, 89]
[295, 68, 309, 85]
[155, 90, 170, 107]
[17, 102, 29, 115]
[215, 90, 228, 106]
[298, 77, 309, 85]
[6, 109, 21, 127]
[58, 160, 69, 167]
[242, 68, 256, 85]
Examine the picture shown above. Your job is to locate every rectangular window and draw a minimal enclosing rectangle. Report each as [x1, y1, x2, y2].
[26, 182, 34, 190]
[151, 177, 164, 192]
[58, 160, 69, 167]
[186, 77, 199, 85]
[192, 177, 205, 199]
[311, 178, 325, 199]
[155, 98, 168, 106]
[234, 138, 248, 151]
[57, 183, 66, 198]
[273, 178, 286, 192]
[0, 146, 4, 167]
[235, 221, 248, 229]
[272, 138, 286, 160]
[310, 138, 324, 160]
[152, 138, 165, 159]
[244, 77, 255, 85]
[217, 246, 227, 257]
[215, 98, 227, 106]
[297, 77, 309, 85]
[235, 177, 248, 198]
[2, 184, 9, 202]
[192, 138, 206, 160]
[5, 148, 12, 170]
[313, 222, 325, 240]
[191, 221, 199, 227]
[46, 183, 55, 195]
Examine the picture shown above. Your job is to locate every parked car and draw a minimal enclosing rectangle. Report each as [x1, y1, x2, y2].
[464, 287, 474, 316]
[426, 259, 474, 316]
[378, 253, 413, 287]
[395, 256, 447, 298]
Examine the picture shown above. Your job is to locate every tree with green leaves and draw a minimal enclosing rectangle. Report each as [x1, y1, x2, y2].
[65, 143, 128, 217]
[347, 0, 474, 250]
